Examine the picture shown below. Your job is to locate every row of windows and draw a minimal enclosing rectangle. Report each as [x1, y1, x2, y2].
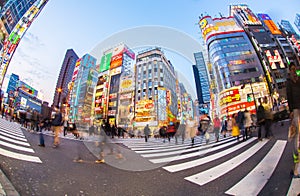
[209, 42, 249, 56]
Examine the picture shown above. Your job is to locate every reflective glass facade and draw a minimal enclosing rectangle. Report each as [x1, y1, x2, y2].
[207, 32, 264, 93]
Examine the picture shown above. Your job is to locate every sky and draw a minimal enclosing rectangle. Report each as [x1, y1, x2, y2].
[3, 0, 300, 104]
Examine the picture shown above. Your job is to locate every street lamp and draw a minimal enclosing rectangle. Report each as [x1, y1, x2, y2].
[57, 87, 62, 107]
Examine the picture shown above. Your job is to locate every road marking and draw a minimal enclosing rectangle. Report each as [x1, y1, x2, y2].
[0, 140, 34, 153]
[0, 128, 25, 138]
[0, 135, 30, 146]
[0, 147, 42, 163]
[184, 139, 268, 185]
[149, 138, 241, 163]
[225, 140, 287, 196]
[0, 131, 27, 141]
[163, 137, 256, 172]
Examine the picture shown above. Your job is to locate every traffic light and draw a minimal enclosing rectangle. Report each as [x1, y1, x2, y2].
[247, 94, 252, 102]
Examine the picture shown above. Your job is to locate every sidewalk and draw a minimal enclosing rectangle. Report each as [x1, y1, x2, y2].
[0, 168, 19, 196]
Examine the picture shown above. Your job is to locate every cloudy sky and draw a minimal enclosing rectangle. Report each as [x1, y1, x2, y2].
[3, 0, 300, 104]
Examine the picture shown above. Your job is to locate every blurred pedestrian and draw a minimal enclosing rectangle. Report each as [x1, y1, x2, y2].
[257, 98, 265, 141]
[237, 108, 245, 141]
[231, 113, 240, 141]
[175, 122, 185, 144]
[263, 96, 273, 139]
[144, 124, 151, 142]
[51, 106, 63, 148]
[286, 62, 300, 178]
[213, 115, 221, 142]
[186, 117, 197, 146]
[244, 109, 252, 140]
[159, 126, 167, 143]
[221, 117, 227, 138]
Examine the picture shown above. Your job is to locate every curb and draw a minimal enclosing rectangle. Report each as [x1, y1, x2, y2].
[0, 168, 19, 196]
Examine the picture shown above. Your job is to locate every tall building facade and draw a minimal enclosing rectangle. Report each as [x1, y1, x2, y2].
[53, 49, 79, 107]
[295, 14, 300, 33]
[192, 51, 210, 114]
[0, 0, 48, 86]
[134, 47, 178, 129]
[69, 54, 97, 127]
[280, 19, 300, 40]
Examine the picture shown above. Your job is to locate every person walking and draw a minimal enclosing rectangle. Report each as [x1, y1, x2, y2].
[175, 122, 186, 144]
[286, 62, 300, 178]
[244, 109, 252, 140]
[257, 98, 265, 141]
[51, 106, 63, 148]
[213, 115, 221, 142]
[186, 117, 197, 146]
[263, 96, 273, 139]
[237, 108, 245, 141]
[144, 124, 151, 142]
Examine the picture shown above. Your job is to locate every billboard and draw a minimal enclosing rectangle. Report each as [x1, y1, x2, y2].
[230, 4, 262, 26]
[257, 14, 281, 35]
[0, 1, 47, 86]
[119, 75, 134, 93]
[99, 52, 112, 72]
[198, 16, 243, 42]
[110, 53, 123, 69]
[265, 49, 285, 69]
[19, 81, 38, 97]
[72, 58, 81, 81]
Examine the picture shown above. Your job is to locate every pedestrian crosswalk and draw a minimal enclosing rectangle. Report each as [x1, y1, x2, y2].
[0, 118, 42, 163]
[120, 133, 299, 195]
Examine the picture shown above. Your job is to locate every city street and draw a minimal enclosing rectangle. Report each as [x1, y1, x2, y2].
[0, 118, 299, 196]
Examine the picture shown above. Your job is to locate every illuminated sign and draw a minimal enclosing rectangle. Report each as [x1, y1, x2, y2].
[230, 5, 262, 26]
[72, 58, 81, 81]
[257, 14, 281, 35]
[100, 53, 112, 72]
[265, 50, 285, 69]
[120, 76, 134, 93]
[110, 53, 123, 69]
[198, 16, 243, 42]
[219, 88, 241, 106]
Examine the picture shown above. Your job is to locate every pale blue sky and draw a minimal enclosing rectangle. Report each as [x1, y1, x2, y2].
[4, 0, 300, 103]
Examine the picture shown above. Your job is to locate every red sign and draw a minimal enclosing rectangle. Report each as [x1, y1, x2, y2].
[219, 88, 240, 105]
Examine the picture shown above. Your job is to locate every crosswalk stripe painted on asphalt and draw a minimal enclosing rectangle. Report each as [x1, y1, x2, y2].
[0, 130, 27, 141]
[0, 147, 42, 163]
[0, 135, 30, 146]
[163, 137, 257, 172]
[131, 137, 231, 154]
[0, 128, 25, 138]
[141, 138, 236, 158]
[0, 126, 23, 134]
[225, 140, 286, 196]
[0, 140, 34, 153]
[149, 137, 243, 163]
[184, 139, 268, 186]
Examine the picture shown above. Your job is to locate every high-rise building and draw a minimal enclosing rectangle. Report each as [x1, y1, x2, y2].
[53, 49, 79, 107]
[294, 14, 300, 34]
[134, 47, 178, 128]
[281, 19, 300, 39]
[193, 52, 210, 105]
[0, 0, 48, 87]
[69, 53, 97, 127]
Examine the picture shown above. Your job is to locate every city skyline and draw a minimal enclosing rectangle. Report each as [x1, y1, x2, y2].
[2, 0, 300, 103]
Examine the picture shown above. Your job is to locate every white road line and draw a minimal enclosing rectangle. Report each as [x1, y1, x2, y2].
[287, 178, 300, 196]
[0, 148, 42, 163]
[184, 139, 268, 186]
[0, 128, 25, 138]
[0, 135, 30, 146]
[163, 137, 257, 172]
[0, 131, 27, 141]
[0, 126, 23, 135]
[225, 140, 287, 196]
[0, 140, 34, 153]
[133, 136, 232, 153]
[145, 139, 236, 159]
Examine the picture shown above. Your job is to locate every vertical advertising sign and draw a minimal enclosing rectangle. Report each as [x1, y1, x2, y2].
[230, 5, 262, 26]
[257, 14, 281, 35]
[157, 88, 167, 121]
[99, 53, 112, 72]
[0, 1, 48, 86]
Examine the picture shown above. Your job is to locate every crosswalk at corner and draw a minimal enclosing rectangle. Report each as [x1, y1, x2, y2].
[120, 134, 300, 195]
[0, 118, 42, 163]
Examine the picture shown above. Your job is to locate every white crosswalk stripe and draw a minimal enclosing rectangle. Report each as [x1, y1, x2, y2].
[0, 118, 42, 163]
[120, 133, 299, 195]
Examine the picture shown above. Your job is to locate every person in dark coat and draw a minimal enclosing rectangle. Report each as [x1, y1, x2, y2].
[286, 63, 300, 178]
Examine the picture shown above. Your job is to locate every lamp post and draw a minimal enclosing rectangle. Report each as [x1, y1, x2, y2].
[57, 87, 62, 107]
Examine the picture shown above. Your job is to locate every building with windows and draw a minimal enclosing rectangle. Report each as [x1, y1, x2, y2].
[280, 19, 300, 40]
[69, 53, 97, 127]
[295, 14, 300, 33]
[53, 49, 79, 107]
[192, 52, 210, 115]
[134, 47, 178, 129]
[0, 0, 48, 86]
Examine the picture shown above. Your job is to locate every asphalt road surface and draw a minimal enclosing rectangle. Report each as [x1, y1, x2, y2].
[0, 118, 299, 196]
